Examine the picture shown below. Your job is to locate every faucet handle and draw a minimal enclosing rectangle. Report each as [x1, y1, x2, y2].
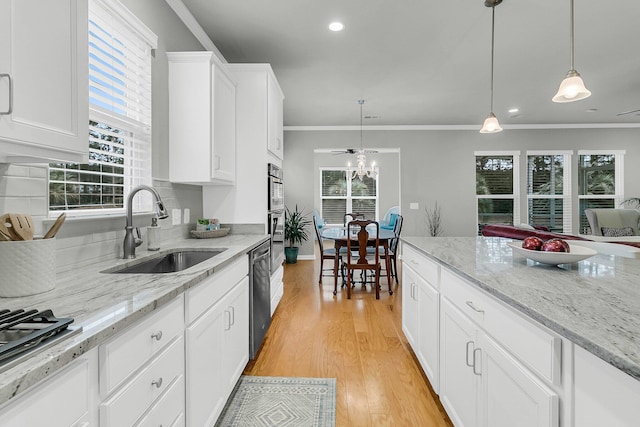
[135, 227, 143, 247]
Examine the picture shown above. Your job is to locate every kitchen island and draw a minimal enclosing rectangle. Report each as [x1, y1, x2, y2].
[0, 233, 268, 418]
[402, 236, 640, 427]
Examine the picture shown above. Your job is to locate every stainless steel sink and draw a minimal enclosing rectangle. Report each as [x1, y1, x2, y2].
[105, 249, 227, 274]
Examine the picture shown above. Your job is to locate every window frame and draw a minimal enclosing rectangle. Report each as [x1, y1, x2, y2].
[475, 151, 521, 233]
[525, 150, 572, 233]
[319, 166, 380, 226]
[47, 0, 157, 218]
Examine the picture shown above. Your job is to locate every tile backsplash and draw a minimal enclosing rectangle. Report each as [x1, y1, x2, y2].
[0, 163, 203, 273]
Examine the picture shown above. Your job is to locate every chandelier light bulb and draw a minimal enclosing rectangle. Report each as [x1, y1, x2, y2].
[552, 70, 591, 103]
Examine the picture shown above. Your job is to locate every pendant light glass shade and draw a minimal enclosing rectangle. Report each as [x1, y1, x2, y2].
[552, 69, 591, 102]
[552, 0, 591, 103]
[480, 1, 503, 134]
[480, 112, 503, 133]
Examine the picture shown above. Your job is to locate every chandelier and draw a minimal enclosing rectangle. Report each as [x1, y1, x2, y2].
[348, 100, 377, 181]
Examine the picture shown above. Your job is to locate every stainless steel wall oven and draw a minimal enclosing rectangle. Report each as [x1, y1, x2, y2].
[267, 163, 284, 273]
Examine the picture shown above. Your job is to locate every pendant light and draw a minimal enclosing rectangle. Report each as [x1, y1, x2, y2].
[552, 0, 591, 103]
[348, 100, 377, 181]
[480, 0, 503, 134]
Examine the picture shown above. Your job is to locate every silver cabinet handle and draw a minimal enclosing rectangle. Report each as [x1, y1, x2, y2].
[466, 301, 484, 313]
[0, 74, 13, 115]
[224, 309, 232, 330]
[410, 259, 419, 265]
[473, 348, 482, 376]
[151, 377, 163, 388]
[229, 306, 235, 326]
[151, 331, 163, 341]
[465, 341, 474, 367]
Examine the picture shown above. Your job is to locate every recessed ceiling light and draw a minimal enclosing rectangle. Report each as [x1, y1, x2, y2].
[586, 108, 598, 113]
[508, 108, 519, 113]
[328, 22, 344, 32]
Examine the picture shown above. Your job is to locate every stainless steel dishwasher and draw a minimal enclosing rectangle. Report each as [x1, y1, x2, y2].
[249, 240, 271, 359]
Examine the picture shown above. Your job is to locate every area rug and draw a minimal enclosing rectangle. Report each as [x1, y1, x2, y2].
[215, 375, 336, 427]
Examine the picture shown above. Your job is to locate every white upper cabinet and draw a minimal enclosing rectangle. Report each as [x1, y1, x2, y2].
[0, 0, 89, 163]
[167, 52, 237, 185]
[267, 73, 284, 159]
[227, 64, 284, 162]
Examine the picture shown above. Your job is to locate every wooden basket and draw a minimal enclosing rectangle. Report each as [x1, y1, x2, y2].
[190, 228, 230, 239]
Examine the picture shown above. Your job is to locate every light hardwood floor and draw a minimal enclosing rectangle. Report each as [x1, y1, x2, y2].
[244, 257, 453, 427]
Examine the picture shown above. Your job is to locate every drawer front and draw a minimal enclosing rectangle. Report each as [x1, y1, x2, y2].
[101, 335, 185, 427]
[186, 256, 248, 324]
[402, 244, 439, 287]
[135, 376, 185, 427]
[441, 268, 561, 385]
[0, 357, 90, 427]
[100, 295, 184, 396]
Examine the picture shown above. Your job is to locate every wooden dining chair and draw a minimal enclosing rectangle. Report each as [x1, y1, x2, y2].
[344, 220, 381, 299]
[387, 214, 403, 283]
[314, 215, 344, 284]
[343, 212, 365, 226]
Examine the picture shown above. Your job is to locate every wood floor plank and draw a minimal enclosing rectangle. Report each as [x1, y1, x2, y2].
[244, 256, 453, 427]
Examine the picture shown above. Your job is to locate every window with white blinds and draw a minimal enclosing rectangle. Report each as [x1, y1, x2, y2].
[320, 168, 378, 225]
[526, 152, 572, 233]
[49, 0, 157, 215]
[577, 151, 624, 233]
[476, 152, 520, 234]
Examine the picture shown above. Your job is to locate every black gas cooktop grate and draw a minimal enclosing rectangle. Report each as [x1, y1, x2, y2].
[0, 309, 74, 365]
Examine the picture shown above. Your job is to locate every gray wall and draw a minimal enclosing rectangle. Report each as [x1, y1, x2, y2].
[284, 127, 640, 257]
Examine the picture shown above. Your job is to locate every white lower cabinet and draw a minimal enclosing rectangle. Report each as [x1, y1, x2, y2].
[185, 257, 249, 426]
[270, 264, 284, 315]
[402, 262, 440, 392]
[0, 350, 98, 427]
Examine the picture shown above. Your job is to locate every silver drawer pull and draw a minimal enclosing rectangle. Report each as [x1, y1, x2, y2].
[0, 74, 13, 115]
[465, 341, 474, 367]
[410, 259, 419, 265]
[151, 377, 163, 388]
[473, 348, 482, 376]
[151, 331, 163, 341]
[465, 301, 484, 313]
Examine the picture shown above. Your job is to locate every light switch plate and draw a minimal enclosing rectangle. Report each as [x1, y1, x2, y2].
[410, 203, 419, 210]
[171, 209, 181, 225]
[183, 208, 190, 224]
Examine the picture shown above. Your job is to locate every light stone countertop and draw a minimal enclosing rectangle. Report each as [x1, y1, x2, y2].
[0, 233, 268, 406]
[402, 236, 640, 382]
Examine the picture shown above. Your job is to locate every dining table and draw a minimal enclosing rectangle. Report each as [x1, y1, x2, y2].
[320, 226, 396, 294]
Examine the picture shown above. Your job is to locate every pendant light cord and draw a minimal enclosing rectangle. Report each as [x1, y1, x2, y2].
[489, 6, 496, 113]
[358, 99, 364, 149]
[569, 0, 575, 70]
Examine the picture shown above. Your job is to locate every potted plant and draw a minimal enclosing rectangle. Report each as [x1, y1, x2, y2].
[284, 205, 311, 264]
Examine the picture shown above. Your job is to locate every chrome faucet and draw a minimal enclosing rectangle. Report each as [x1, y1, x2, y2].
[123, 185, 169, 259]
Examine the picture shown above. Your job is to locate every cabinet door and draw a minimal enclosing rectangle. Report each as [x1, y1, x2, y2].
[479, 333, 558, 427]
[440, 298, 480, 427]
[401, 265, 419, 348]
[417, 275, 440, 393]
[267, 75, 283, 159]
[222, 277, 249, 392]
[212, 64, 236, 182]
[0, 0, 88, 163]
[185, 296, 227, 427]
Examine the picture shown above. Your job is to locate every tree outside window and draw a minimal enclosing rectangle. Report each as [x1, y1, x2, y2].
[526, 152, 571, 233]
[476, 153, 520, 234]
[578, 152, 624, 233]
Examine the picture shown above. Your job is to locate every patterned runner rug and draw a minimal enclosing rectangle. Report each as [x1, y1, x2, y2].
[215, 375, 336, 427]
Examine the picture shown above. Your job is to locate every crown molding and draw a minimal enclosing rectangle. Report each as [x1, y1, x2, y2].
[164, 0, 227, 63]
[284, 123, 640, 132]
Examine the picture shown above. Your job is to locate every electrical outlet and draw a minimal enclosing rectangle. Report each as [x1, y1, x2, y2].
[183, 208, 190, 224]
[410, 203, 419, 210]
[171, 209, 181, 225]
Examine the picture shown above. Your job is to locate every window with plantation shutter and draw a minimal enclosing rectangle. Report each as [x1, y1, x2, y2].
[49, 0, 157, 215]
[577, 151, 624, 234]
[526, 152, 572, 233]
[476, 152, 520, 234]
[320, 168, 379, 225]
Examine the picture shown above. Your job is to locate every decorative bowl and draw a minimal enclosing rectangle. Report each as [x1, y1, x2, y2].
[508, 242, 597, 265]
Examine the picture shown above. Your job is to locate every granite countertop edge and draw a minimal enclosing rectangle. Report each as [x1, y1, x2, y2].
[0, 233, 269, 406]
[401, 236, 640, 382]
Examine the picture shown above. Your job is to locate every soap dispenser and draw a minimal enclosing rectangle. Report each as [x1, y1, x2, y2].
[147, 217, 160, 251]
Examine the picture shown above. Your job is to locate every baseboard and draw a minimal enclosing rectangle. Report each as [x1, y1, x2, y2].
[296, 255, 316, 261]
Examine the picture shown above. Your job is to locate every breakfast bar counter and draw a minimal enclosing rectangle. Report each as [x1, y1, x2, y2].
[402, 236, 640, 381]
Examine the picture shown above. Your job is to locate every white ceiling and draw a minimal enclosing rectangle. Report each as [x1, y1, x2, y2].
[179, 0, 640, 128]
